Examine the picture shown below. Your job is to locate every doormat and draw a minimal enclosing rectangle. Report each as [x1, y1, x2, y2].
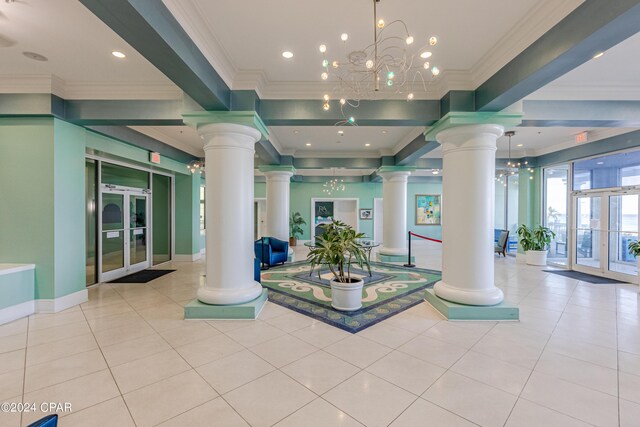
[543, 270, 629, 284]
[260, 261, 441, 333]
[108, 269, 175, 283]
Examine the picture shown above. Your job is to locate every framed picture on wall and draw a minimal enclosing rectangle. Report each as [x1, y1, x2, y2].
[360, 208, 373, 220]
[416, 194, 441, 225]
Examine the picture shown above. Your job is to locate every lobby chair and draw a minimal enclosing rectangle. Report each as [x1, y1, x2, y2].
[494, 230, 509, 257]
[255, 237, 289, 267]
[27, 415, 58, 427]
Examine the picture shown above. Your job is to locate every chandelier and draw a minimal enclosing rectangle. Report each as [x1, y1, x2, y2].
[495, 131, 533, 185]
[318, 0, 441, 121]
[323, 169, 346, 195]
[188, 159, 204, 174]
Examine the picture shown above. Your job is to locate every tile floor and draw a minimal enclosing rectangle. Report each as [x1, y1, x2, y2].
[1, 241, 640, 426]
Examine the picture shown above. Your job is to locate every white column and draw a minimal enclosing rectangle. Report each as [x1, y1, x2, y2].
[434, 124, 504, 306]
[197, 123, 263, 305]
[263, 170, 293, 242]
[378, 170, 411, 256]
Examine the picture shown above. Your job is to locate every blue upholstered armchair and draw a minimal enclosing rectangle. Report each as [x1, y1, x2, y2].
[255, 237, 289, 267]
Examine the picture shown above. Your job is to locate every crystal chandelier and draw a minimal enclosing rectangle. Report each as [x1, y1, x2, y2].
[323, 169, 346, 195]
[188, 159, 204, 174]
[495, 131, 533, 185]
[318, 0, 441, 121]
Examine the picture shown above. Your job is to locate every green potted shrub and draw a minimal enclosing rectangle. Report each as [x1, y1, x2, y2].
[307, 219, 370, 311]
[517, 224, 556, 266]
[289, 212, 306, 246]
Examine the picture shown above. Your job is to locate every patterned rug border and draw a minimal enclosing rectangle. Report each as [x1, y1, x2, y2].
[263, 261, 442, 333]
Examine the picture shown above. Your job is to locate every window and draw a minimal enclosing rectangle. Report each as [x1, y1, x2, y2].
[573, 149, 640, 190]
[543, 165, 569, 266]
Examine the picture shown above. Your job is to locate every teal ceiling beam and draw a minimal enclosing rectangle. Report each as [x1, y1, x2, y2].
[440, 91, 475, 116]
[413, 158, 443, 169]
[64, 100, 184, 126]
[522, 100, 640, 127]
[87, 126, 197, 164]
[79, 0, 230, 110]
[394, 134, 439, 166]
[476, 0, 640, 111]
[534, 129, 640, 167]
[259, 99, 440, 126]
[0, 94, 64, 118]
[293, 157, 382, 169]
[255, 139, 281, 165]
[231, 91, 261, 113]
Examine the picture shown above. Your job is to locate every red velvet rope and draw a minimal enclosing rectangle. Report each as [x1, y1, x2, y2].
[408, 231, 443, 243]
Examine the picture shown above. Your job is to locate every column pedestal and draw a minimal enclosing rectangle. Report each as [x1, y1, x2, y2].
[377, 168, 412, 261]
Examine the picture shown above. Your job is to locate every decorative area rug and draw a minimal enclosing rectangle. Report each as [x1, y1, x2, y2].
[261, 261, 441, 333]
[108, 269, 175, 283]
[543, 269, 628, 284]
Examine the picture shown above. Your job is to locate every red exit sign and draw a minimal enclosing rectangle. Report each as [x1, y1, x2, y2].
[150, 152, 161, 164]
[575, 131, 588, 144]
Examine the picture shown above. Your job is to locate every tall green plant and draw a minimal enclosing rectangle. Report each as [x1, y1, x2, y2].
[628, 240, 640, 257]
[289, 212, 306, 238]
[307, 220, 369, 283]
[517, 224, 555, 251]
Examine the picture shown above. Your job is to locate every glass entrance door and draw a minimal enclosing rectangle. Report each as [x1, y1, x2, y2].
[572, 191, 639, 282]
[100, 188, 150, 282]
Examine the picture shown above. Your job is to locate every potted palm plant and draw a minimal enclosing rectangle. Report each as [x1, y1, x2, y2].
[517, 224, 556, 266]
[289, 212, 306, 246]
[307, 219, 369, 311]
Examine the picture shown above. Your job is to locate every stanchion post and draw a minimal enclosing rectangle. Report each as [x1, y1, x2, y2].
[404, 231, 415, 268]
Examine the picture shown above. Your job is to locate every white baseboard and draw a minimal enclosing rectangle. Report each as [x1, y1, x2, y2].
[174, 253, 202, 262]
[0, 300, 35, 325]
[35, 289, 88, 314]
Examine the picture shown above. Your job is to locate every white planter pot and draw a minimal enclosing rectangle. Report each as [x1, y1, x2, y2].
[330, 279, 364, 311]
[526, 250, 548, 266]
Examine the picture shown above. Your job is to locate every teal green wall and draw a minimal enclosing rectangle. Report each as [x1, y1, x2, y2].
[152, 174, 171, 263]
[53, 120, 87, 298]
[0, 270, 35, 310]
[255, 180, 443, 241]
[175, 172, 201, 255]
[407, 182, 443, 240]
[517, 168, 542, 253]
[0, 118, 56, 299]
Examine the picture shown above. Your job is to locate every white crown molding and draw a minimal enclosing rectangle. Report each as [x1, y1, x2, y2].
[469, 0, 583, 88]
[0, 74, 182, 100]
[232, 70, 267, 98]
[162, 0, 236, 89]
[129, 126, 204, 157]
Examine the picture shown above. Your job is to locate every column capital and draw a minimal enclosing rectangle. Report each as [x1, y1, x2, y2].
[424, 112, 522, 142]
[376, 166, 414, 181]
[182, 111, 269, 140]
[259, 165, 296, 179]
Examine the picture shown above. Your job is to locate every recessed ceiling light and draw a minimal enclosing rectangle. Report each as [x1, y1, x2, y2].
[593, 52, 604, 59]
[305, 143, 311, 146]
[282, 51, 293, 59]
[365, 143, 371, 147]
[22, 51, 48, 62]
[293, 130, 299, 134]
[112, 51, 126, 58]
[338, 130, 344, 136]
[431, 169, 439, 175]
[381, 130, 388, 134]
[516, 143, 523, 147]
[597, 161, 604, 165]
[420, 51, 432, 59]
